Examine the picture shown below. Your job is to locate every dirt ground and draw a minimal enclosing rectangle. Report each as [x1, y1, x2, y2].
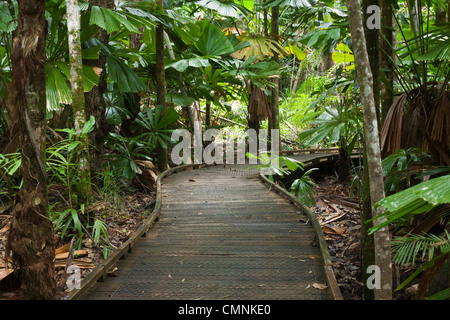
[0, 181, 156, 300]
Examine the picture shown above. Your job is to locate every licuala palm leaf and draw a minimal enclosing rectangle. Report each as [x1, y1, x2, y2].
[46, 61, 101, 110]
[195, 20, 236, 57]
[196, 0, 251, 19]
[230, 32, 289, 60]
[368, 175, 450, 235]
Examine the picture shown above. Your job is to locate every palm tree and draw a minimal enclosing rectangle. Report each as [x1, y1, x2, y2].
[380, 1, 450, 166]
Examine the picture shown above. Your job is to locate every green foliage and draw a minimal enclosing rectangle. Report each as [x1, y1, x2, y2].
[290, 168, 318, 206]
[105, 105, 179, 179]
[369, 175, 450, 235]
[382, 148, 431, 195]
[0, 152, 21, 202]
[99, 164, 126, 215]
[248, 152, 318, 207]
[105, 133, 150, 179]
[247, 152, 303, 182]
[91, 219, 111, 259]
[47, 116, 95, 207]
[52, 205, 85, 249]
[135, 105, 179, 149]
[391, 231, 450, 267]
[298, 100, 361, 151]
[195, 20, 236, 57]
[368, 173, 450, 299]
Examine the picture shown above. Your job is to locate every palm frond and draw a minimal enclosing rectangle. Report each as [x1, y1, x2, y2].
[391, 231, 450, 266]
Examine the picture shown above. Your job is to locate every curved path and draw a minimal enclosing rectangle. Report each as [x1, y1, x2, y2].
[79, 153, 342, 300]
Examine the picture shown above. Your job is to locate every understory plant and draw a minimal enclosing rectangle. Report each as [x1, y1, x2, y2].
[105, 105, 179, 179]
[382, 147, 431, 195]
[47, 116, 112, 255]
[247, 152, 318, 206]
[0, 151, 21, 203]
[369, 175, 450, 299]
[290, 168, 318, 207]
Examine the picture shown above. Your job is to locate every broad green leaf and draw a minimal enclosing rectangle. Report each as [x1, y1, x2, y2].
[195, 21, 235, 57]
[46, 64, 72, 110]
[82, 65, 101, 92]
[165, 56, 211, 72]
[166, 94, 196, 106]
[369, 175, 450, 235]
[332, 52, 354, 64]
[89, 5, 106, 30]
[106, 55, 145, 92]
[156, 107, 179, 130]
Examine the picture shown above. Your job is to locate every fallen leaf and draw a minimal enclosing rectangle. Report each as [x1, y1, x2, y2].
[322, 225, 348, 236]
[312, 283, 328, 290]
[0, 269, 14, 282]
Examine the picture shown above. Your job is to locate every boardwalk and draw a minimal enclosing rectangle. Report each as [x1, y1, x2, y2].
[80, 154, 339, 300]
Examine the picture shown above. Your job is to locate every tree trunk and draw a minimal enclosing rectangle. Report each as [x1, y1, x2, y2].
[67, 0, 92, 205]
[7, 0, 56, 299]
[84, 0, 114, 176]
[363, 0, 380, 128]
[346, 0, 392, 300]
[270, 5, 280, 149]
[379, 0, 394, 125]
[155, 0, 168, 171]
[360, 0, 380, 300]
[361, 145, 375, 300]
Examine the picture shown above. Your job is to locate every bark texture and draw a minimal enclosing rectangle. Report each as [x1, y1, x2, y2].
[346, 0, 392, 299]
[84, 0, 114, 176]
[67, 0, 92, 204]
[7, 0, 56, 299]
[270, 5, 280, 148]
[379, 0, 394, 125]
[155, 0, 168, 171]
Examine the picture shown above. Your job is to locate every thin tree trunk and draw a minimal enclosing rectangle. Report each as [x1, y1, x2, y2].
[7, 0, 56, 299]
[155, 0, 168, 171]
[291, 58, 302, 94]
[361, 145, 375, 300]
[206, 101, 211, 128]
[379, 0, 394, 125]
[67, 0, 92, 205]
[346, 0, 392, 300]
[360, 0, 380, 299]
[270, 5, 280, 149]
[363, 0, 380, 128]
[84, 0, 114, 176]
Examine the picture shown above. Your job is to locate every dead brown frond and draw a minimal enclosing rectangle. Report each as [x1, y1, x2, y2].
[381, 86, 450, 166]
[248, 84, 271, 124]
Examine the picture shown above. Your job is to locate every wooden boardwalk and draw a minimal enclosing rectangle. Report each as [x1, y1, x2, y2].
[80, 154, 341, 300]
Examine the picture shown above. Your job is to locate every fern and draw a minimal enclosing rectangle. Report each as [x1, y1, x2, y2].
[391, 230, 450, 266]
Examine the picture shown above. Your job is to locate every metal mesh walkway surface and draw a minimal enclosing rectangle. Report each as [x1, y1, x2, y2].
[81, 160, 334, 300]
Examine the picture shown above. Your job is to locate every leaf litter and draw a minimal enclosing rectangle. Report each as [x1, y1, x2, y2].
[0, 184, 156, 299]
[310, 175, 363, 300]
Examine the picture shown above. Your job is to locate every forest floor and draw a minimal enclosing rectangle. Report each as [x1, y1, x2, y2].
[0, 169, 412, 300]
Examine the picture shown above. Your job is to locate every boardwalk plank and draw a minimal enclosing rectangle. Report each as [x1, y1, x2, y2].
[80, 159, 337, 300]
